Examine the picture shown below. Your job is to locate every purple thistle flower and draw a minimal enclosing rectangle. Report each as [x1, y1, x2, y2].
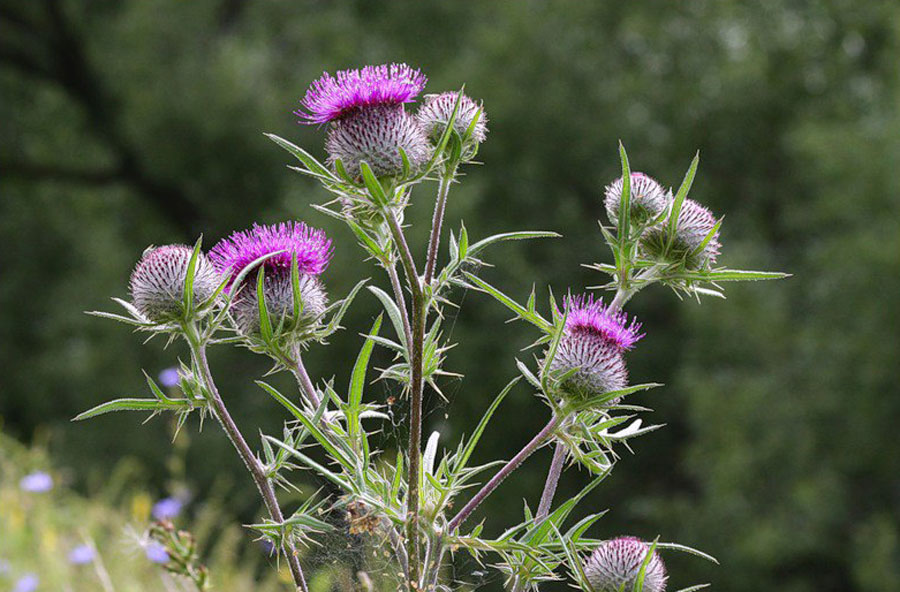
[296, 63, 427, 124]
[417, 92, 488, 144]
[325, 104, 432, 179]
[129, 245, 221, 322]
[564, 294, 643, 351]
[152, 497, 183, 520]
[546, 295, 643, 403]
[210, 222, 332, 289]
[641, 198, 721, 269]
[582, 537, 668, 592]
[19, 471, 53, 493]
[13, 573, 39, 592]
[158, 367, 180, 389]
[604, 172, 669, 227]
[68, 545, 96, 565]
[144, 542, 170, 564]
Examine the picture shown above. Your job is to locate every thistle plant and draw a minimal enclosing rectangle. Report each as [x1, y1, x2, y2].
[78, 62, 786, 591]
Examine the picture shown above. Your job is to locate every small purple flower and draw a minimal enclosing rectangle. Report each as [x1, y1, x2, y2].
[13, 574, 39, 592]
[152, 497, 183, 520]
[19, 471, 53, 493]
[158, 367, 180, 389]
[582, 537, 667, 592]
[210, 222, 333, 289]
[0, 558, 10, 575]
[68, 545, 96, 565]
[144, 542, 170, 564]
[297, 63, 427, 124]
[129, 245, 221, 322]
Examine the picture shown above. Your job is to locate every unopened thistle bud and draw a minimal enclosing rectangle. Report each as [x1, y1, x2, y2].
[546, 295, 642, 404]
[582, 537, 667, 592]
[641, 198, 721, 269]
[210, 222, 332, 339]
[604, 172, 668, 227]
[129, 245, 220, 322]
[417, 92, 488, 145]
[296, 63, 432, 179]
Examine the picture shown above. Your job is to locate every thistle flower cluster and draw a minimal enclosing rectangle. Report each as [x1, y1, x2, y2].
[125, 222, 333, 343]
[547, 295, 642, 405]
[210, 222, 332, 338]
[297, 63, 487, 182]
[583, 537, 668, 592]
[604, 172, 722, 269]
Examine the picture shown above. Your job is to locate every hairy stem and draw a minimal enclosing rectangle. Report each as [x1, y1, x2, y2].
[448, 415, 560, 531]
[291, 346, 321, 408]
[186, 329, 308, 592]
[535, 441, 567, 522]
[384, 207, 425, 586]
[423, 171, 454, 286]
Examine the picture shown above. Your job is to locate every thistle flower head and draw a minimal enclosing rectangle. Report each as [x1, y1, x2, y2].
[325, 104, 432, 179]
[231, 272, 328, 337]
[604, 172, 669, 227]
[641, 198, 721, 268]
[129, 245, 221, 322]
[297, 63, 427, 124]
[210, 222, 333, 289]
[417, 92, 488, 144]
[546, 295, 642, 403]
[582, 537, 667, 592]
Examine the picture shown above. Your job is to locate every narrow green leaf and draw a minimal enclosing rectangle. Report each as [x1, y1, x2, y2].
[463, 272, 553, 333]
[618, 141, 632, 243]
[347, 315, 383, 439]
[468, 231, 561, 257]
[359, 161, 389, 206]
[367, 286, 409, 351]
[569, 383, 663, 412]
[256, 381, 355, 472]
[632, 537, 660, 592]
[182, 236, 203, 315]
[291, 252, 302, 321]
[455, 377, 520, 475]
[73, 398, 192, 421]
[265, 133, 336, 181]
[256, 267, 273, 341]
[666, 152, 700, 249]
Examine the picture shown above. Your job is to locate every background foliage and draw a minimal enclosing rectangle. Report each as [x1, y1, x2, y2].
[1, 1, 898, 590]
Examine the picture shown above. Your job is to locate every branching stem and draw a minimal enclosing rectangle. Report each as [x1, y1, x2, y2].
[185, 326, 308, 592]
[448, 414, 560, 531]
[383, 206, 425, 586]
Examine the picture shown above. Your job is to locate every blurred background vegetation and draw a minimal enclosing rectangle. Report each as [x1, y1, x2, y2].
[1, 1, 898, 590]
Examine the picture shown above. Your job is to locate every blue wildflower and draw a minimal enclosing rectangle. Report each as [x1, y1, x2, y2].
[13, 574, 39, 592]
[158, 367, 180, 389]
[145, 542, 170, 564]
[19, 471, 53, 493]
[68, 545, 96, 565]
[152, 497, 183, 520]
